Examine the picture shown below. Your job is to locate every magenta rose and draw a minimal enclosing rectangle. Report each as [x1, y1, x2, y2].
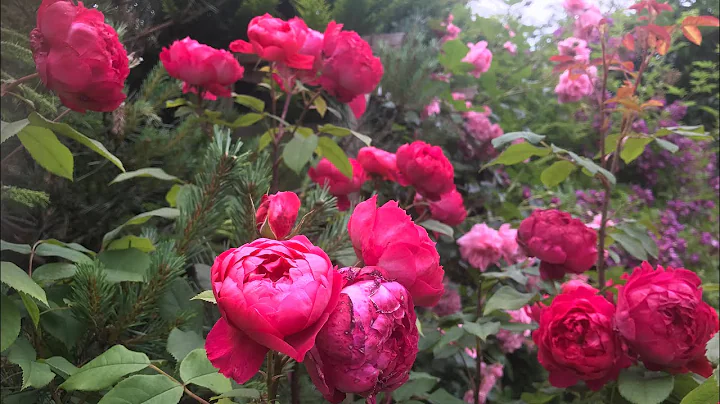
[255, 191, 301, 240]
[533, 283, 632, 390]
[462, 41, 493, 78]
[517, 209, 598, 280]
[160, 37, 244, 100]
[230, 14, 314, 69]
[30, 0, 129, 112]
[308, 158, 367, 211]
[357, 146, 407, 185]
[615, 262, 720, 377]
[396, 141, 455, 201]
[305, 267, 418, 404]
[205, 236, 343, 383]
[415, 189, 468, 226]
[347, 196, 444, 306]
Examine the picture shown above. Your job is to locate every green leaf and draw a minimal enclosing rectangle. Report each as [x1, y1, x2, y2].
[462, 321, 501, 340]
[318, 124, 352, 137]
[41, 307, 84, 350]
[428, 388, 466, 404]
[28, 112, 124, 172]
[618, 369, 674, 404]
[436, 325, 464, 349]
[611, 233, 648, 261]
[42, 239, 94, 255]
[0, 261, 48, 304]
[166, 328, 204, 362]
[160, 279, 203, 332]
[621, 138, 653, 164]
[97, 248, 151, 283]
[313, 95, 327, 117]
[483, 286, 535, 315]
[283, 133, 318, 174]
[107, 236, 155, 253]
[520, 391, 557, 404]
[419, 220, 454, 237]
[234, 95, 265, 112]
[1, 119, 29, 144]
[707, 332, 719, 364]
[190, 290, 216, 303]
[35, 243, 92, 264]
[540, 160, 576, 187]
[0, 240, 32, 254]
[102, 208, 180, 246]
[98, 374, 184, 404]
[180, 349, 232, 394]
[60, 345, 150, 391]
[165, 184, 182, 208]
[17, 126, 74, 180]
[232, 113, 264, 127]
[109, 168, 180, 185]
[1, 294, 21, 352]
[8, 338, 55, 390]
[393, 377, 438, 402]
[491, 131, 546, 148]
[165, 98, 186, 108]
[439, 39, 470, 68]
[44, 357, 79, 379]
[258, 130, 274, 151]
[486, 142, 551, 167]
[350, 130, 372, 146]
[19, 292, 40, 329]
[681, 375, 719, 404]
[316, 137, 352, 178]
[481, 269, 527, 284]
[616, 225, 658, 259]
[212, 389, 262, 400]
[655, 138, 679, 153]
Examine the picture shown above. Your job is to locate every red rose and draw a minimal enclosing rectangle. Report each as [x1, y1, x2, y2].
[30, 0, 129, 112]
[415, 189, 467, 226]
[205, 236, 343, 383]
[318, 22, 383, 104]
[160, 37, 244, 100]
[615, 262, 719, 377]
[357, 146, 407, 185]
[255, 191, 301, 240]
[533, 284, 632, 390]
[308, 158, 366, 211]
[347, 196, 444, 306]
[395, 141, 455, 200]
[230, 14, 314, 69]
[517, 209, 598, 280]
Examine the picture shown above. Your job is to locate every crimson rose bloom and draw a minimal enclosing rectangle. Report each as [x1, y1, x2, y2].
[534, 283, 632, 390]
[415, 189, 467, 226]
[30, 0, 129, 112]
[615, 262, 719, 377]
[230, 14, 314, 70]
[396, 141, 455, 200]
[357, 146, 407, 185]
[517, 209, 598, 280]
[347, 195, 444, 306]
[255, 191, 301, 240]
[305, 267, 418, 404]
[308, 158, 366, 211]
[160, 38, 244, 100]
[205, 236, 342, 383]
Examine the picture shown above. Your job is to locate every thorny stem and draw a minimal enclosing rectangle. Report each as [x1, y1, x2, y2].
[290, 362, 301, 404]
[0, 72, 39, 96]
[474, 279, 483, 404]
[265, 351, 283, 403]
[149, 364, 211, 404]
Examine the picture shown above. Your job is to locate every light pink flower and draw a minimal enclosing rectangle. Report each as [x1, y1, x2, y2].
[563, 0, 589, 14]
[440, 14, 462, 43]
[463, 363, 504, 404]
[555, 70, 594, 103]
[498, 224, 523, 264]
[503, 41, 517, 55]
[464, 110, 503, 144]
[463, 41, 493, 78]
[557, 37, 591, 62]
[496, 306, 533, 353]
[457, 223, 504, 271]
[574, 6, 603, 40]
[587, 213, 615, 230]
[422, 97, 441, 118]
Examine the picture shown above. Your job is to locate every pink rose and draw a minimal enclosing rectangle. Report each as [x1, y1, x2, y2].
[347, 196, 445, 306]
[503, 41, 517, 55]
[415, 190, 468, 227]
[587, 213, 615, 230]
[517, 209, 598, 280]
[498, 224, 523, 264]
[463, 363, 504, 404]
[308, 158, 367, 211]
[557, 37, 591, 62]
[255, 191, 301, 239]
[30, 0, 129, 112]
[206, 236, 343, 383]
[563, 0, 589, 14]
[457, 223, 504, 271]
[462, 41, 493, 78]
[396, 141, 455, 200]
[464, 110, 503, 144]
[555, 70, 594, 103]
[230, 14, 314, 69]
[496, 306, 533, 353]
[305, 267, 418, 404]
[161, 38, 244, 100]
[615, 262, 720, 377]
[422, 97, 441, 118]
[356, 147, 406, 185]
[440, 14, 462, 43]
[573, 6, 603, 40]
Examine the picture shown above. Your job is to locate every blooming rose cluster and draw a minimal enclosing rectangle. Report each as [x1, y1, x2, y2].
[534, 264, 718, 390]
[496, 306, 534, 353]
[457, 223, 523, 271]
[555, 68, 597, 103]
[563, 0, 604, 41]
[308, 158, 367, 211]
[439, 14, 462, 43]
[463, 41, 493, 78]
[463, 107, 504, 150]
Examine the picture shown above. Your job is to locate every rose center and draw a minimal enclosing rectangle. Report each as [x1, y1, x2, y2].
[254, 257, 292, 282]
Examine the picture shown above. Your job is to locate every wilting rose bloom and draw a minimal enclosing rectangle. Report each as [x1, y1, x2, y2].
[308, 158, 367, 211]
[463, 41, 493, 78]
[415, 189, 468, 226]
[615, 262, 720, 377]
[517, 209, 598, 280]
[555, 70, 594, 103]
[255, 191, 301, 239]
[496, 306, 533, 353]
[305, 267, 418, 404]
[160, 38, 244, 100]
[230, 14, 314, 69]
[356, 147, 406, 185]
[433, 281, 462, 317]
[557, 37, 591, 62]
[440, 14, 462, 43]
[396, 141, 455, 200]
[503, 41, 517, 54]
[498, 224, 523, 264]
[463, 363, 504, 404]
[563, 0, 589, 14]
[30, 0, 129, 112]
[422, 97, 441, 118]
[347, 196, 444, 306]
[457, 223, 504, 271]
[206, 236, 343, 383]
[534, 284, 632, 390]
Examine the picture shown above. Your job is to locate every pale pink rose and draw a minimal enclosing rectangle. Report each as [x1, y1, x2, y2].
[557, 37, 591, 62]
[463, 41, 493, 78]
[587, 214, 615, 230]
[452, 92, 466, 101]
[441, 14, 462, 43]
[503, 41, 517, 55]
[463, 363, 504, 404]
[496, 306, 533, 353]
[422, 97, 441, 118]
[464, 110, 503, 144]
[457, 223, 504, 271]
[563, 0, 589, 14]
[555, 70, 594, 103]
[574, 6, 603, 40]
[498, 224, 524, 264]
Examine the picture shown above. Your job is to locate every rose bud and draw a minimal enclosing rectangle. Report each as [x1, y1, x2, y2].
[30, 0, 129, 112]
[255, 191, 301, 239]
[230, 14, 314, 69]
[517, 209, 598, 280]
[396, 141, 455, 201]
[347, 195, 444, 306]
[357, 146, 407, 185]
[205, 236, 342, 383]
[308, 158, 367, 211]
[534, 283, 632, 390]
[615, 262, 720, 377]
[305, 267, 418, 404]
[415, 189, 468, 226]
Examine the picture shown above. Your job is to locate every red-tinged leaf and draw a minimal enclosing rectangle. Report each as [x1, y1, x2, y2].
[646, 24, 672, 42]
[657, 39, 670, 55]
[550, 55, 574, 62]
[623, 33, 635, 51]
[617, 99, 643, 112]
[651, 1, 673, 13]
[617, 84, 634, 99]
[622, 61, 635, 71]
[683, 16, 720, 27]
[605, 97, 622, 104]
[641, 100, 664, 108]
[682, 25, 702, 45]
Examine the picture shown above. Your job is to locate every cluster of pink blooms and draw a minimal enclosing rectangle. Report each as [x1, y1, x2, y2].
[496, 306, 534, 353]
[440, 14, 462, 43]
[563, 0, 604, 41]
[463, 363, 504, 404]
[457, 223, 523, 271]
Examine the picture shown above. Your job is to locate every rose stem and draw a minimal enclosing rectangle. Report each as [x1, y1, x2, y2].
[474, 278, 483, 404]
[0, 72, 39, 97]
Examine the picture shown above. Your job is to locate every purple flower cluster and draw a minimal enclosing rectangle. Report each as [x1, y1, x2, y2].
[575, 189, 606, 212]
[651, 209, 688, 268]
[635, 134, 705, 186]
